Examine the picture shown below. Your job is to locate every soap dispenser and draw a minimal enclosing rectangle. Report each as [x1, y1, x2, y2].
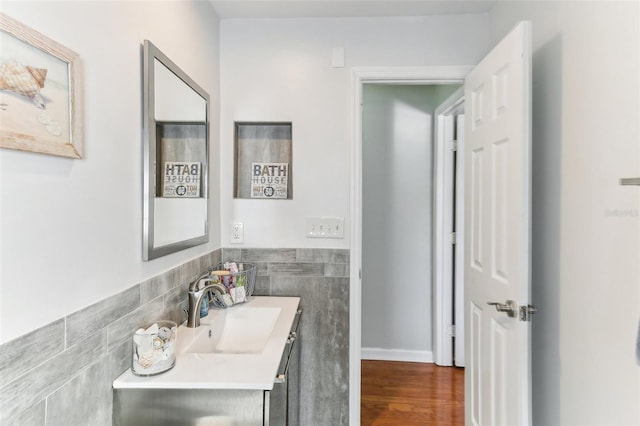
[198, 278, 210, 318]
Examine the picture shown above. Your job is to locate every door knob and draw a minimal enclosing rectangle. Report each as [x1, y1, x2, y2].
[487, 300, 517, 318]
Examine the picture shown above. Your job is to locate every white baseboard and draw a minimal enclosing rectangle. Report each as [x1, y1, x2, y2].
[361, 347, 433, 363]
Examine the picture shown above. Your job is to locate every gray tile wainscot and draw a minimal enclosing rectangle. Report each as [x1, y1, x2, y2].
[0, 248, 350, 426]
[0, 249, 221, 426]
[223, 248, 350, 425]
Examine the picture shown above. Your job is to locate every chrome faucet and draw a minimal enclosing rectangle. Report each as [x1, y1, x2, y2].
[189, 269, 213, 292]
[186, 278, 230, 328]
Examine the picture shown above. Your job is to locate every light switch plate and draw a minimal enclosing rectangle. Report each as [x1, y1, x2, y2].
[306, 217, 344, 239]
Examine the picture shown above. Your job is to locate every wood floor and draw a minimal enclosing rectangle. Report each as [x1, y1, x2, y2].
[361, 360, 464, 426]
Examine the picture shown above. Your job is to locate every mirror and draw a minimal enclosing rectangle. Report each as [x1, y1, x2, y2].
[142, 40, 210, 260]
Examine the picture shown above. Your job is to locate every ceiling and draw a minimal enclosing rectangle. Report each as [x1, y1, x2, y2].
[209, 0, 497, 19]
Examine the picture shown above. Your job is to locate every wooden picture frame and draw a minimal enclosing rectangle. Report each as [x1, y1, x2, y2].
[0, 13, 83, 158]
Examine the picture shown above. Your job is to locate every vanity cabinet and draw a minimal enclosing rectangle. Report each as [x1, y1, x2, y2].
[113, 307, 302, 426]
[267, 307, 301, 425]
[114, 388, 265, 425]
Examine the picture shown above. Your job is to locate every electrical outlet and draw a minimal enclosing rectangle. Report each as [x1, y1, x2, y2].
[231, 222, 244, 243]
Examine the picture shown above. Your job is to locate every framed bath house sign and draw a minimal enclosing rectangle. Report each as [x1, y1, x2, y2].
[0, 13, 83, 158]
[234, 122, 293, 200]
[162, 161, 201, 198]
[251, 162, 289, 199]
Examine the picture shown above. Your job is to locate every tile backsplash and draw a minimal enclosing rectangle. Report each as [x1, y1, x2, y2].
[0, 248, 349, 426]
[224, 248, 350, 425]
[0, 249, 221, 426]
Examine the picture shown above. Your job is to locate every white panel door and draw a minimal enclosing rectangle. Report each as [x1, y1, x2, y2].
[464, 21, 533, 426]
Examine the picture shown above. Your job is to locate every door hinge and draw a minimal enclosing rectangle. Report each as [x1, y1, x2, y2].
[449, 232, 457, 244]
[450, 140, 458, 152]
[448, 325, 456, 337]
[519, 305, 537, 321]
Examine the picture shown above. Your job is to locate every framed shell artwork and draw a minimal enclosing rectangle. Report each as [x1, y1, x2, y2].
[0, 13, 83, 158]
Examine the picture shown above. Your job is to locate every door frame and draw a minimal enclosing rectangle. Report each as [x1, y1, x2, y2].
[433, 87, 465, 366]
[349, 66, 472, 424]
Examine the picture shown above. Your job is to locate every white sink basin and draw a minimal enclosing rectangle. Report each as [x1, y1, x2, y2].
[180, 306, 282, 354]
[113, 296, 301, 390]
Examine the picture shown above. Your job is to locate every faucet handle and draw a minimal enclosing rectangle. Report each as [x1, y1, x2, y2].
[189, 270, 213, 291]
[199, 277, 220, 289]
[188, 279, 200, 292]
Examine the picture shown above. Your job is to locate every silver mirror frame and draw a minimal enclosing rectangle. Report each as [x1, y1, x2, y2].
[142, 40, 210, 260]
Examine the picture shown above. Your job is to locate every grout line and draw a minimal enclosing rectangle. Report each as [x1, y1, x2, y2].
[63, 317, 67, 350]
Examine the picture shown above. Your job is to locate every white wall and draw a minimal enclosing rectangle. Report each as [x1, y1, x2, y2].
[489, 2, 640, 425]
[219, 15, 490, 247]
[0, 1, 221, 343]
[361, 84, 458, 360]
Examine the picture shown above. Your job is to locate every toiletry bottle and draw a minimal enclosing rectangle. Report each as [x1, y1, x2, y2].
[199, 292, 209, 317]
[199, 278, 209, 317]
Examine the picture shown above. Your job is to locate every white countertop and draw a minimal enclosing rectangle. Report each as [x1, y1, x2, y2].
[113, 296, 300, 391]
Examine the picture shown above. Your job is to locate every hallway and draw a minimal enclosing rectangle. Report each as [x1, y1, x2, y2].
[361, 360, 464, 426]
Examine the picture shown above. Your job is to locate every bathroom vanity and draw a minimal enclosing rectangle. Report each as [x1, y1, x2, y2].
[113, 296, 301, 426]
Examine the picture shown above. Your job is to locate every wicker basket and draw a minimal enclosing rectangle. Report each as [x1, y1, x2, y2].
[209, 262, 257, 307]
